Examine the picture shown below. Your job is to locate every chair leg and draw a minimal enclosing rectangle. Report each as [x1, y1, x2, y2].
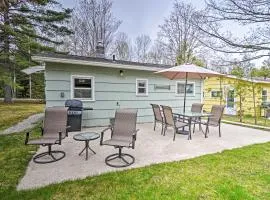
[154, 120, 156, 131]
[163, 125, 167, 136]
[219, 124, 221, 137]
[193, 123, 196, 133]
[161, 123, 164, 135]
[33, 145, 65, 164]
[205, 125, 209, 138]
[173, 128, 176, 141]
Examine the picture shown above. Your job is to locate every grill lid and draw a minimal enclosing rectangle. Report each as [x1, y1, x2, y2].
[65, 99, 83, 108]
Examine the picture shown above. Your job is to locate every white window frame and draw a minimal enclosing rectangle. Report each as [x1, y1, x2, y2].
[175, 81, 195, 96]
[262, 89, 267, 102]
[211, 90, 222, 98]
[136, 79, 148, 96]
[70, 75, 95, 101]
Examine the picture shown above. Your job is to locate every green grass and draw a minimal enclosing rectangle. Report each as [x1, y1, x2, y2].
[0, 102, 44, 131]
[223, 115, 270, 127]
[1, 128, 270, 199]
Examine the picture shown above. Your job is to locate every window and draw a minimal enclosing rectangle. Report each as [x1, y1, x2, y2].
[136, 79, 148, 96]
[262, 89, 267, 102]
[176, 82, 195, 96]
[211, 90, 222, 98]
[71, 75, 94, 100]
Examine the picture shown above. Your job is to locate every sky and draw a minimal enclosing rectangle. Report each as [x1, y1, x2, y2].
[61, 0, 206, 41]
[60, 0, 263, 66]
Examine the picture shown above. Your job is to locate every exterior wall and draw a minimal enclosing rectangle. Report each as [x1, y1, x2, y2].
[45, 63, 203, 127]
[204, 77, 270, 116]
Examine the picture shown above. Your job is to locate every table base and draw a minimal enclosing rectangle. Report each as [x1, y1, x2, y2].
[78, 141, 96, 160]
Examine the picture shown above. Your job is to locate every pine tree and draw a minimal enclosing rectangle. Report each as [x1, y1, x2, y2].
[0, 0, 72, 102]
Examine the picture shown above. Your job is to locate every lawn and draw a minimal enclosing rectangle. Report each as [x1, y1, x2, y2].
[223, 115, 270, 127]
[0, 102, 44, 131]
[0, 128, 270, 199]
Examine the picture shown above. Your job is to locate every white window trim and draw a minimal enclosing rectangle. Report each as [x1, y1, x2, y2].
[136, 79, 148, 96]
[210, 90, 222, 98]
[175, 81, 195, 96]
[70, 75, 95, 101]
[262, 88, 267, 102]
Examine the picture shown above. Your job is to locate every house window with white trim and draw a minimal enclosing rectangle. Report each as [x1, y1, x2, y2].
[262, 89, 267, 102]
[136, 79, 148, 96]
[211, 90, 222, 98]
[176, 82, 195, 95]
[71, 75, 94, 100]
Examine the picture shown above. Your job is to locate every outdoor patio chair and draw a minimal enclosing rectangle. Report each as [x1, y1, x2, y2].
[25, 107, 69, 164]
[150, 104, 164, 135]
[191, 103, 204, 133]
[100, 109, 139, 168]
[201, 105, 225, 138]
[161, 105, 188, 141]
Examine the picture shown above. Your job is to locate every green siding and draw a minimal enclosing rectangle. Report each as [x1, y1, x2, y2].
[45, 63, 203, 127]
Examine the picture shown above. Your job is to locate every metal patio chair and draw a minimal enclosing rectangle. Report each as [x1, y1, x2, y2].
[161, 105, 188, 141]
[150, 104, 164, 135]
[191, 103, 204, 133]
[25, 107, 69, 164]
[100, 109, 139, 168]
[201, 105, 225, 138]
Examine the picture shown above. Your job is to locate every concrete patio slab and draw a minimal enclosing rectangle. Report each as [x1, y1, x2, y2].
[17, 123, 270, 190]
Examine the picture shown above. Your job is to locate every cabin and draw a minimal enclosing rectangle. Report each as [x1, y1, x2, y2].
[33, 53, 204, 127]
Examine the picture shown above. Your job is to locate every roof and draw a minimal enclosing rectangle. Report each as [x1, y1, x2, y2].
[223, 75, 270, 84]
[21, 65, 45, 75]
[32, 53, 172, 72]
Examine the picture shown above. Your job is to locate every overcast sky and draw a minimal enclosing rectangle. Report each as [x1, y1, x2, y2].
[61, 0, 206, 40]
[60, 0, 262, 66]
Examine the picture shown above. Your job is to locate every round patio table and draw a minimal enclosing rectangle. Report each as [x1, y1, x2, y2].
[73, 132, 100, 160]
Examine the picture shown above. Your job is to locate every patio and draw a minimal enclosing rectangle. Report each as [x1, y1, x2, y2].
[18, 122, 270, 190]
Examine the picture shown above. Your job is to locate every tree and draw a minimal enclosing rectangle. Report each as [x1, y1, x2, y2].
[68, 0, 121, 56]
[134, 34, 151, 63]
[158, 1, 207, 64]
[147, 39, 170, 64]
[110, 32, 132, 61]
[0, 0, 72, 101]
[195, 0, 270, 61]
[231, 66, 249, 122]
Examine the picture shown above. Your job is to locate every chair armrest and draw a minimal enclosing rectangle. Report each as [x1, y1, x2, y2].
[100, 126, 112, 145]
[65, 126, 71, 137]
[131, 129, 139, 149]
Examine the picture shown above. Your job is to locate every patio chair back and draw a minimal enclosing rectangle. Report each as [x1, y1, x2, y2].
[43, 107, 68, 139]
[151, 104, 163, 122]
[161, 105, 174, 126]
[112, 109, 138, 140]
[191, 103, 204, 113]
[209, 105, 225, 126]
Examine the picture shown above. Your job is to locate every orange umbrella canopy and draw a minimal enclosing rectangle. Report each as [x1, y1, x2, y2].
[155, 63, 223, 79]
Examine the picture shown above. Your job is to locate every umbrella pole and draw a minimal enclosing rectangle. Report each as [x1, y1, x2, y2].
[183, 72, 188, 113]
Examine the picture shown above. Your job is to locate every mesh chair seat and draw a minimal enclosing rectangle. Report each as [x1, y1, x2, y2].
[175, 121, 188, 128]
[27, 138, 60, 145]
[102, 139, 132, 147]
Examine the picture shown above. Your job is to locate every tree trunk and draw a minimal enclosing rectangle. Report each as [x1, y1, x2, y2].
[3, 6, 13, 103]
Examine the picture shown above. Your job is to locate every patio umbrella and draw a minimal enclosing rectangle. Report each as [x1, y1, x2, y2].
[155, 63, 223, 112]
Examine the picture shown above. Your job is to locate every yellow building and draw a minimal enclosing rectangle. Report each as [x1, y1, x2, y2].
[203, 75, 270, 116]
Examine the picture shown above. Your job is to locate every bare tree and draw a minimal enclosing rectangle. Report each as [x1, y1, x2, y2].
[110, 32, 132, 61]
[134, 34, 151, 62]
[68, 0, 121, 56]
[147, 39, 171, 64]
[195, 0, 270, 61]
[158, 1, 207, 64]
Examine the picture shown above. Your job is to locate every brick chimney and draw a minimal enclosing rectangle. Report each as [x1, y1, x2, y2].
[95, 41, 105, 58]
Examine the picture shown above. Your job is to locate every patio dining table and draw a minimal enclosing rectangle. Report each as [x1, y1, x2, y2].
[173, 110, 213, 140]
